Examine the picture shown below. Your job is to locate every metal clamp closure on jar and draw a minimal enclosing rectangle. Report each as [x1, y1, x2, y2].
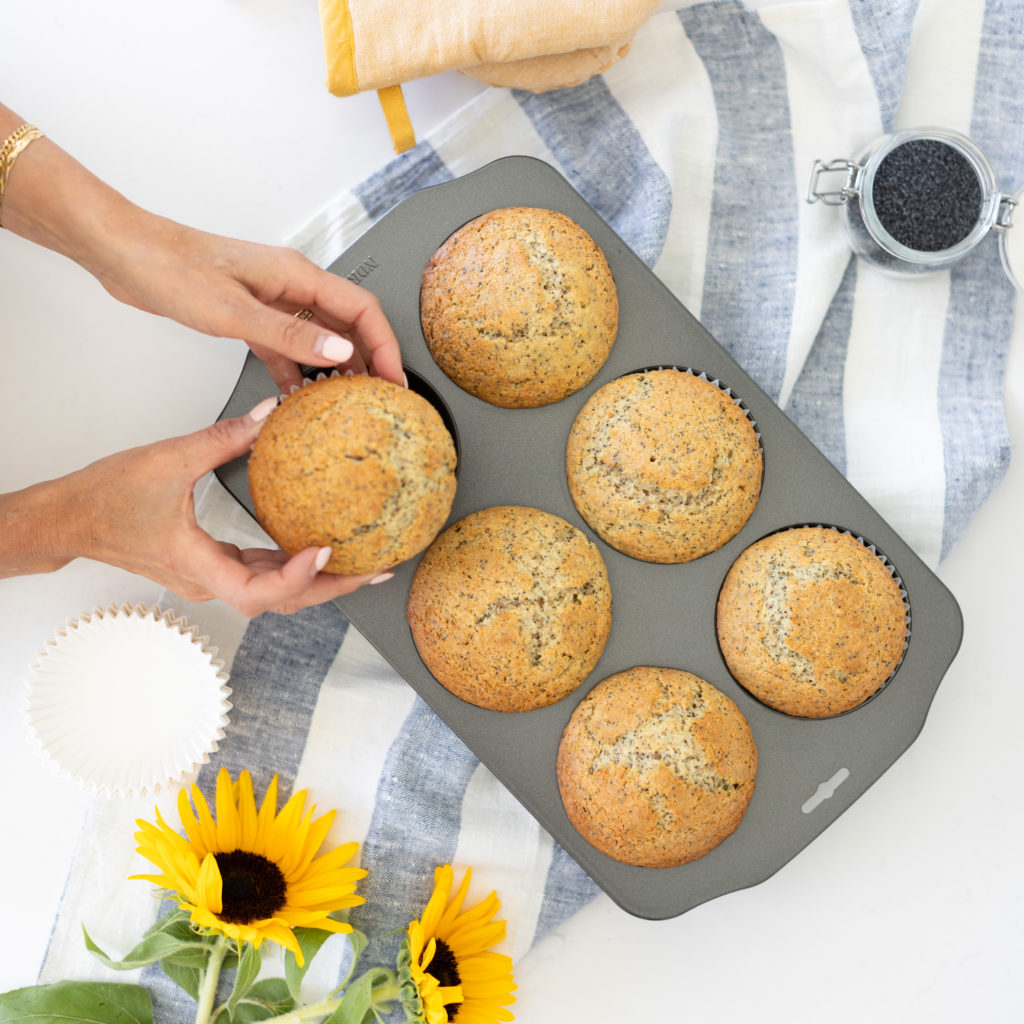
[805, 158, 861, 206]
[806, 126, 1020, 281]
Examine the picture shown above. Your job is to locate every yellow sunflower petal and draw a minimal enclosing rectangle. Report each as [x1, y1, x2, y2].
[446, 890, 501, 930]
[412, 969, 452, 1024]
[440, 898, 502, 946]
[276, 804, 317, 878]
[279, 910, 355, 932]
[136, 812, 191, 857]
[264, 788, 309, 868]
[419, 934, 438, 968]
[134, 825, 200, 896]
[190, 905, 243, 944]
[236, 770, 259, 849]
[445, 921, 507, 958]
[297, 841, 363, 881]
[435, 866, 472, 934]
[407, 920, 427, 961]
[418, 865, 454, 936]
[284, 809, 335, 880]
[254, 774, 280, 848]
[456, 951, 516, 982]
[215, 767, 242, 851]
[454, 1004, 515, 1024]
[287, 865, 368, 898]
[189, 780, 219, 855]
[280, 880, 362, 906]
[127, 872, 178, 890]
[195, 852, 224, 915]
[455, 980, 517, 1004]
[434, 985, 463, 1006]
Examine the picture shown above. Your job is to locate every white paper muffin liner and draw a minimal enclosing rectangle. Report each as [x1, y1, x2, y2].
[289, 367, 347, 394]
[23, 604, 232, 797]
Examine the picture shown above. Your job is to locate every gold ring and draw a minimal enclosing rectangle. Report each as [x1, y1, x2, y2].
[294, 308, 314, 321]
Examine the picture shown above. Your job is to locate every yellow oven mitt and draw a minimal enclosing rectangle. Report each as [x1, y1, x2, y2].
[318, 0, 663, 152]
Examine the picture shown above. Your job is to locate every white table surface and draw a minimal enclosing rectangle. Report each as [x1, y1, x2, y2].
[2, 2, 1021, 1020]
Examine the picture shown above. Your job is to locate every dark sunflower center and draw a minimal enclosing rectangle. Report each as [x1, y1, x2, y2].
[430, 939, 463, 1021]
[214, 849, 287, 924]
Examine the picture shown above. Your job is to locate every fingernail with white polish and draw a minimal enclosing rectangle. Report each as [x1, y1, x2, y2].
[314, 334, 355, 363]
[312, 546, 332, 574]
[369, 572, 394, 585]
[402, 371, 409, 389]
[248, 396, 279, 423]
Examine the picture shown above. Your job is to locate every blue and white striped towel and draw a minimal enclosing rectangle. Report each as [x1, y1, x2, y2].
[40, 2, 1020, 1019]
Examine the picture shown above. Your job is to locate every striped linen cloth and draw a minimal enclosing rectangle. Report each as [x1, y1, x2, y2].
[40, 2, 1020, 1019]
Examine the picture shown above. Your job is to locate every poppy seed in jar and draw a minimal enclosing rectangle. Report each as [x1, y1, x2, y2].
[871, 139, 983, 252]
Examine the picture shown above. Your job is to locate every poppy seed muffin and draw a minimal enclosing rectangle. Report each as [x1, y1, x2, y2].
[557, 666, 757, 868]
[406, 505, 612, 712]
[419, 206, 618, 408]
[248, 375, 457, 575]
[565, 369, 763, 563]
[716, 527, 908, 718]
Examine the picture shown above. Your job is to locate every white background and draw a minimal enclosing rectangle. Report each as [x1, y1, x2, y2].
[1, 2, 1021, 1020]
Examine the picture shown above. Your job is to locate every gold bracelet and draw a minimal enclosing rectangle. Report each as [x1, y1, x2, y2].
[0, 123, 46, 227]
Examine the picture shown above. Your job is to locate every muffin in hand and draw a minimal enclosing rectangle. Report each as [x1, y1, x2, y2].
[248, 376, 457, 575]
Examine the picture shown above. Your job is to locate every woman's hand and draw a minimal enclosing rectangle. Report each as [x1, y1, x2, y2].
[91, 217, 405, 393]
[0, 103, 404, 393]
[0, 399, 394, 616]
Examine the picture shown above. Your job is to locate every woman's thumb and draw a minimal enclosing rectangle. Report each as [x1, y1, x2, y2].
[183, 396, 279, 477]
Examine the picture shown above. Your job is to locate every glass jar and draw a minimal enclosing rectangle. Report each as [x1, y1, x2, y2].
[806, 126, 1020, 282]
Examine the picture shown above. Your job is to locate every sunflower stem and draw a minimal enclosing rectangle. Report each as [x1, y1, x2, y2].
[194, 934, 230, 1024]
[266, 996, 343, 1024]
[371, 976, 400, 1005]
[267, 974, 401, 1024]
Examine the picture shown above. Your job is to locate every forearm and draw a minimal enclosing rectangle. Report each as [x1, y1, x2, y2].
[0, 478, 80, 577]
[0, 103, 161, 295]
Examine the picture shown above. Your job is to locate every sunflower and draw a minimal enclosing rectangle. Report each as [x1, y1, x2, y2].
[399, 865, 516, 1024]
[132, 767, 366, 965]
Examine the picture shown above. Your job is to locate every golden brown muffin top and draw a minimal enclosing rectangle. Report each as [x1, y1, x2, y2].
[566, 369, 763, 563]
[716, 527, 908, 718]
[420, 206, 618, 408]
[407, 505, 612, 712]
[557, 666, 757, 868]
[248, 375, 457, 576]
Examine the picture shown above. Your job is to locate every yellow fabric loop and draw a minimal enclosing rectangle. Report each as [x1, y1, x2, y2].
[377, 85, 416, 154]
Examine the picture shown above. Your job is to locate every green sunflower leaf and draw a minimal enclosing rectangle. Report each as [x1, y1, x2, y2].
[224, 943, 263, 1020]
[335, 930, 369, 993]
[324, 968, 397, 1024]
[0, 980, 153, 1024]
[151, 914, 239, 970]
[283, 928, 334, 999]
[158, 958, 204, 1002]
[83, 916, 209, 972]
[223, 979, 294, 1024]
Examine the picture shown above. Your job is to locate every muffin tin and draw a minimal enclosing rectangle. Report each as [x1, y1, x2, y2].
[215, 156, 963, 920]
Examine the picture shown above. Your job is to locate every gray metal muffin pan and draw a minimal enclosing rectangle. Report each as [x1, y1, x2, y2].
[216, 156, 963, 920]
